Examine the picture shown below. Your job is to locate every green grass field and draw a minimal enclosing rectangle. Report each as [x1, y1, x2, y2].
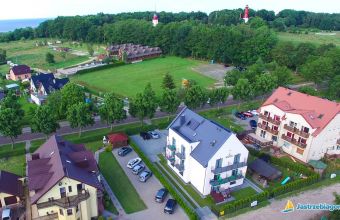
[278, 32, 340, 47]
[71, 56, 216, 98]
[0, 153, 26, 176]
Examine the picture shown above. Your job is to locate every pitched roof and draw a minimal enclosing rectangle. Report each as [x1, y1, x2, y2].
[27, 135, 102, 204]
[11, 65, 30, 75]
[31, 73, 69, 94]
[108, 133, 128, 143]
[0, 170, 23, 197]
[248, 158, 282, 180]
[262, 87, 340, 136]
[168, 107, 234, 167]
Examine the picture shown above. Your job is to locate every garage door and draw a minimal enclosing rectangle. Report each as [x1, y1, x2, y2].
[4, 196, 17, 205]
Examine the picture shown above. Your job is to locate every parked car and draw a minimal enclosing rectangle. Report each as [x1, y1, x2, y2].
[249, 120, 257, 129]
[241, 111, 253, 118]
[132, 164, 145, 175]
[127, 157, 142, 169]
[164, 199, 177, 214]
[235, 112, 246, 120]
[118, 147, 132, 156]
[140, 132, 151, 140]
[2, 209, 11, 220]
[155, 188, 168, 203]
[148, 131, 160, 139]
[248, 110, 259, 116]
[139, 170, 152, 182]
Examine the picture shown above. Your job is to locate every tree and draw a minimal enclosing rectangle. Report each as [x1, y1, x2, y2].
[184, 85, 207, 109]
[46, 91, 63, 119]
[301, 57, 334, 84]
[162, 73, 176, 90]
[328, 75, 340, 100]
[87, 44, 94, 56]
[159, 89, 180, 121]
[249, 17, 267, 29]
[208, 88, 229, 109]
[329, 193, 340, 220]
[99, 92, 126, 130]
[67, 103, 94, 136]
[224, 69, 242, 86]
[31, 105, 60, 138]
[60, 51, 67, 61]
[0, 108, 22, 148]
[271, 64, 293, 86]
[0, 48, 6, 63]
[271, 42, 296, 69]
[232, 78, 254, 101]
[254, 73, 278, 97]
[61, 83, 85, 112]
[45, 52, 55, 63]
[0, 92, 24, 118]
[298, 86, 318, 96]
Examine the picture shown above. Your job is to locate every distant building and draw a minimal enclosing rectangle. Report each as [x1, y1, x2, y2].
[152, 13, 159, 27]
[30, 73, 69, 105]
[106, 43, 162, 63]
[27, 135, 104, 220]
[0, 170, 24, 207]
[9, 64, 31, 81]
[253, 87, 340, 162]
[55, 47, 71, 52]
[166, 107, 249, 196]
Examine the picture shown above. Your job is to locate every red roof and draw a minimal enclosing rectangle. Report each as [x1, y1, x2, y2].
[261, 87, 340, 136]
[108, 133, 128, 143]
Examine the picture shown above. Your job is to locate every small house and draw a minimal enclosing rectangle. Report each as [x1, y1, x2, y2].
[9, 64, 31, 81]
[108, 133, 129, 148]
[0, 170, 24, 207]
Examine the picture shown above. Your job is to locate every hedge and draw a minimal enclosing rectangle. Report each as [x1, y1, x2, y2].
[129, 139, 198, 220]
[0, 148, 26, 158]
[76, 62, 125, 75]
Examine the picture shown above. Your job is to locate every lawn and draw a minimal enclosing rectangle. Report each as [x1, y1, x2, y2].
[30, 139, 46, 153]
[99, 152, 146, 214]
[19, 95, 37, 125]
[230, 187, 257, 200]
[278, 31, 340, 47]
[71, 56, 216, 98]
[0, 154, 26, 176]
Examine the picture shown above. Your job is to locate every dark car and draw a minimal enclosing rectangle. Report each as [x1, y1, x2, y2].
[249, 120, 257, 129]
[117, 147, 132, 156]
[139, 170, 152, 182]
[235, 112, 246, 120]
[164, 199, 177, 214]
[140, 132, 151, 140]
[155, 188, 168, 203]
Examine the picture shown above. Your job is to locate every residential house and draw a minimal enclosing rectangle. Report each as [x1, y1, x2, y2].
[255, 87, 340, 162]
[0, 170, 24, 208]
[27, 135, 103, 220]
[30, 73, 69, 105]
[108, 133, 129, 148]
[165, 107, 249, 196]
[9, 64, 31, 81]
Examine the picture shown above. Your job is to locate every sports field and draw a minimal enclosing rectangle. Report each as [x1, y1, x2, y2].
[278, 32, 340, 47]
[71, 56, 216, 98]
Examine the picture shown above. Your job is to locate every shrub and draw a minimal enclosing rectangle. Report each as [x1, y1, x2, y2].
[105, 146, 112, 152]
[0, 148, 26, 158]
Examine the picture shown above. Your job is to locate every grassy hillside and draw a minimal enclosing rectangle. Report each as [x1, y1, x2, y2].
[278, 32, 340, 47]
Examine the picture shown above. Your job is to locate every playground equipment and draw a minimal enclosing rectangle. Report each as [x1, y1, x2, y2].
[281, 177, 291, 185]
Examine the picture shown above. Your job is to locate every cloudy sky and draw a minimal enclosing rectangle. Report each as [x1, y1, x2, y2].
[0, 0, 339, 20]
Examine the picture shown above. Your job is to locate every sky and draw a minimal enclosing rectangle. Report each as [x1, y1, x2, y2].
[0, 0, 339, 20]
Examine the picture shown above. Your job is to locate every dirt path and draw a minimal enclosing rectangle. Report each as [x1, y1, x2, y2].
[229, 183, 340, 220]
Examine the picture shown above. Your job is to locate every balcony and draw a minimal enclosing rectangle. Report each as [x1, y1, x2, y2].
[337, 139, 340, 145]
[175, 163, 184, 172]
[37, 190, 90, 209]
[210, 174, 244, 186]
[284, 124, 310, 138]
[257, 123, 279, 135]
[211, 161, 247, 174]
[166, 154, 175, 161]
[259, 113, 281, 125]
[33, 213, 58, 220]
[175, 152, 185, 160]
[166, 145, 176, 151]
[281, 134, 307, 149]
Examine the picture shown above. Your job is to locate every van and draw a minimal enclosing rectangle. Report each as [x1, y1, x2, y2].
[2, 209, 11, 220]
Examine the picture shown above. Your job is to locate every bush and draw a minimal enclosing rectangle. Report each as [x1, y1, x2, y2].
[76, 62, 125, 75]
[105, 146, 112, 152]
[0, 148, 26, 158]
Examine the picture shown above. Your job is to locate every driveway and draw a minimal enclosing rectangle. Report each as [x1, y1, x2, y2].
[232, 114, 258, 131]
[112, 148, 188, 220]
[130, 130, 168, 162]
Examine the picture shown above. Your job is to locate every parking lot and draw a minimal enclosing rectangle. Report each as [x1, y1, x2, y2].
[232, 113, 258, 131]
[112, 148, 188, 220]
[130, 129, 168, 162]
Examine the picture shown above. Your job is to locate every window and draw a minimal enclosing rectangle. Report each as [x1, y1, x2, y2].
[300, 138, 307, 144]
[272, 136, 278, 142]
[296, 148, 304, 155]
[264, 111, 269, 116]
[60, 187, 66, 198]
[231, 169, 238, 176]
[272, 125, 278, 131]
[273, 115, 280, 121]
[260, 130, 266, 138]
[287, 132, 292, 138]
[215, 158, 222, 168]
[289, 121, 297, 128]
[172, 138, 176, 146]
[59, 209, 63, 216]
[233, 154, 240, 164]
[302, 126, 309, 133]
[68, 186, 72, 193]
[67, 209, 73, 216]
[213, 174, 220, 180]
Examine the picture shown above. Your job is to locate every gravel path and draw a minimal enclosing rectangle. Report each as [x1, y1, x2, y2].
[229, 183, 340, 220]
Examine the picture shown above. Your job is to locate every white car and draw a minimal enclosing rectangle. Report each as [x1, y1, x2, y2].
[148, 131, 160, 139]
[2, 209, 11, 220]
[248, 110, 259, 116]
[127, 157, 142, 169]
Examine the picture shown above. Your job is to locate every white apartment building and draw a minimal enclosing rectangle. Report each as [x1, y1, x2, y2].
[165, 108, 249, 196]
[255, 87, 340, 163]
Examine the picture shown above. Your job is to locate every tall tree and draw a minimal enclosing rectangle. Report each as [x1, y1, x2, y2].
[31, 105, 60, 138]
[67, 103, 94, 136]
[208, 88, 229, 108]
[87, 44, 94, 56]
[0, 108, 22, 148]
[99, 92, 126, 130]
[232, 78, 254, 101]
[328, 75, 340, 100]
[301, 57, 333, 84]
[254, 73, 278, 97]
[162, 72, 176, 90]
[46, 91, 63, 119]
[159, 89, 180, 121]
[61, 83, 85, 112]
[184, 85, 207, 109]
[45, 52, 55, 63]
[271, 64, 292, 86]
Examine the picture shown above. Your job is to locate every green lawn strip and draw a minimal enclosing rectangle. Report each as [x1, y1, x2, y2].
[103, 191, 119, 215]
[278, 32, 340, 47]
[99, 152, 146, 214]
[30, 139, 46, 153]
[230, 187, 257, 200]
[154, 163, 198, 209]
[0, 142, 25, 152]
[71, 56, 215, 98]
[0, 154, 26, 176]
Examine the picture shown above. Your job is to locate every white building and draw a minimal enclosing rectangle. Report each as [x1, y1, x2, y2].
[165, 108, 249, 196]
[255, 87, 340, 163]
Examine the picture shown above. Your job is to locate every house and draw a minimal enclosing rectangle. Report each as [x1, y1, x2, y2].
[9, 64, 31, 81]
[254, 87, 340, 163]
[30, 73, 69, 105]
[27, 135, 103, 220]
[108, 133, 129, 148]
[106, 43, 162, 63]
[0, 170, 24, 208]
[165, 107, 249, 196]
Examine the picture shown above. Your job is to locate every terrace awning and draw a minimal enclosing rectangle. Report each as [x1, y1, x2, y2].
[247, 133, 273, 147]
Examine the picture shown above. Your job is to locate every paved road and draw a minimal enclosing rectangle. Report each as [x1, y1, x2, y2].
[0, 98, 254, 145]
[112, 148, 188, 220]
[229, 183, 340, 220]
